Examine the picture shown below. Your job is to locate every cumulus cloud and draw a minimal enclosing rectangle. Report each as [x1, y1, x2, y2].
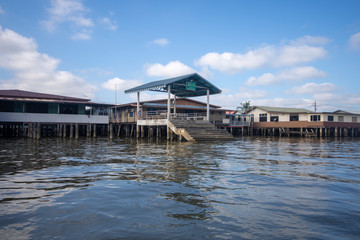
[246, 73, 280, 86]
[145, 60, 195, 78]
[287, 82, 336, 95]
[196, 36, 328, 73]
[101, 17, 117, 31]
[246, 66, 327, 86]
[71, 30, 92, 40]
[348, 32, 360, 51]
[102, 77, 143, 91]
[278, 66, 327, 80]
[0, 26, 95, 98]
[290, 35, 331, 46]
[42, 0, 94, 39]
[152, 38, 169, 46]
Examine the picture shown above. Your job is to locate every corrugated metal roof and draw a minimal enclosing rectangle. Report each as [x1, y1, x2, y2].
[0, 89, 90, 102]
[124, 73, 222, 97]
[250, 106, 313, 113]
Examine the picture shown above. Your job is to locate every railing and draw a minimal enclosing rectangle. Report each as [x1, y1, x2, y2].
[230, 120, 251, 127]
[110, 110, 209, 122]
[170, 112, 207, 121]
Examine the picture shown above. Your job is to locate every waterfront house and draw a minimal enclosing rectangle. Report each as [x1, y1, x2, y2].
[0, 89, 112, 138]
[246, 106, 360, 137]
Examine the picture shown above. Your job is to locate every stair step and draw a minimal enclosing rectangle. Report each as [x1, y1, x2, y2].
[169, 119, 234, 141]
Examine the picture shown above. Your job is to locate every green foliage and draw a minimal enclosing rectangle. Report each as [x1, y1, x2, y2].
[236, 101, 251, 113]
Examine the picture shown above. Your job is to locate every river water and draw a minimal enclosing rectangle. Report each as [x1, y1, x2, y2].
[0, 137, 359, 240]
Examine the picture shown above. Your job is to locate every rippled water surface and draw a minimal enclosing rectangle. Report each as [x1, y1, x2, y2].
[0, 137, 359, 239]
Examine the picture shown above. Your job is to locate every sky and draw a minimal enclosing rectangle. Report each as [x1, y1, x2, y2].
[0, 0, 360, 112]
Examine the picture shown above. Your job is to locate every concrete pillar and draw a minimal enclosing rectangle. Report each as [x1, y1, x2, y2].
[36, 123, 41, 139]
[109, 124, 113, 139]
[75, 124, 79, 139]
[63, 124, 67, 138]
[93, 124, 97, 138]
[70, 124, 74, 139]
[320, 128, 323, 138]
[87, 124, 91, 137]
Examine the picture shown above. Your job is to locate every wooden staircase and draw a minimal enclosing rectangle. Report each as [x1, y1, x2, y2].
[168, 119, 234, 141]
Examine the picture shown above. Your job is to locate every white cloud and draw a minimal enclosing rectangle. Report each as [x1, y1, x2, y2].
[101, 17, 117, 31]
[0, 26, 95, 98]
[145, 61, 195, 78]
[287, 82, 336, 95]
[71, 30, 92, 40]
[290, 35, 331, 46]
[0, 5, 5, 14]
[278, 66, 327, 80]
[152, 38, 169, 46]
[102, 77, 143, 91]
[246, 66, 327, 86]
[246, 73, 280, 86]
[348, 32, 360, 51]
[42, 0, 94, 39]
[196, 36, 328, 73]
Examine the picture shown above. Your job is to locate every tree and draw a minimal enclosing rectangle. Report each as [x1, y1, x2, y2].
[236, 101, 251, 113]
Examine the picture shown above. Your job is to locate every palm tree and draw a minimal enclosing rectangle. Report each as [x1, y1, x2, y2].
[236, 101, 251, 113]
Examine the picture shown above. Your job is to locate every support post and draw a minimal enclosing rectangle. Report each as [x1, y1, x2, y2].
[75, 124, 79, 139]
[109, 124, 113, 139]
[167, 85, 171, 120]
[174, 94, 177, 116]
[63, 124, 66, 138]
[207, 89, 210, 121]
[70, 124, 74, 139]
[93, 124, 97, 138]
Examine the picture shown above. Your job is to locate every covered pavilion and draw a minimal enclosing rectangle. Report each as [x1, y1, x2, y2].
[124, 73, 222, 121]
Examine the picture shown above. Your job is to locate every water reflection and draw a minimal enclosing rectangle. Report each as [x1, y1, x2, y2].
[0, 137, 359, 239]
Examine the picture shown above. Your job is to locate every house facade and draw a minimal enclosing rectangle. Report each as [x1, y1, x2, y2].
[247, 106, 360, 137]
[0, 89, 112, 137]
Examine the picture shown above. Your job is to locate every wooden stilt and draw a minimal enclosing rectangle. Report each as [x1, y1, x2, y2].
[93, 124, 97, 138]
[75, 124, 79, 139]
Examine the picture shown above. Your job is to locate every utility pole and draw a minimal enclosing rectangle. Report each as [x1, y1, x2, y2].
[313, 101, 317, 112]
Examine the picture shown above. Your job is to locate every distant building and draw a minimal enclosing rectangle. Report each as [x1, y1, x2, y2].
[111, 98, 227, 125]
[0, 89, 112, 137]
[246, 106, 360, 137]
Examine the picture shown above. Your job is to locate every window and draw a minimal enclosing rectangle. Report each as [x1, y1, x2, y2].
[270, 116, 279, 122]
[328, 115, 334, 121]
[310, 115, 321, 121]
[290, 114, 299, 121]
[338, 116, 344, 122]
[352, 117, 357, 123]
[129, 112, 134, 117]
[259, 113, 267, 122]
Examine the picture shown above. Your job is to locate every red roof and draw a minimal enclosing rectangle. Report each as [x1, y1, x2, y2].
[0, 89, 90, 102]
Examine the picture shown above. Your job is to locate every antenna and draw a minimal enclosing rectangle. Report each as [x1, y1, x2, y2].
[313, 101, 317, 112]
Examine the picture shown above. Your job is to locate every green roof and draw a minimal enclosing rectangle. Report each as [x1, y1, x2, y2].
[124, 73, 222, 97]
[249, 106, 313, 114]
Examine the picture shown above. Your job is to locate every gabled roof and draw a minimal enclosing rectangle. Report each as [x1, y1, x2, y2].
[0, 89, 89, 102]
[124, 73, 222, 97]
[248, 106, 313, 114]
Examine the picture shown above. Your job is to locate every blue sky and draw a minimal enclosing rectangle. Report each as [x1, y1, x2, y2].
[0, 0, 360, 111]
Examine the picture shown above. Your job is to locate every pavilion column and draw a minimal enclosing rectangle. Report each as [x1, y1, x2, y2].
[167, 85, 171, 120]
[173, 94, 177, 116]
[136, 91, 140, 139]
[206, 89, 210, 121]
